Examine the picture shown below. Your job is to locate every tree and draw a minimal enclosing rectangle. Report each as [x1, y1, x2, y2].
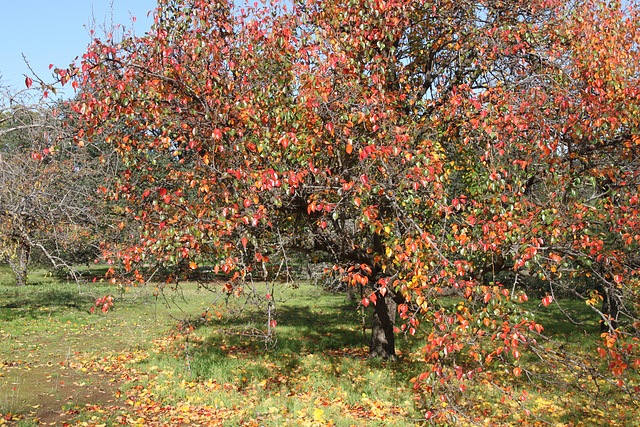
[0, 85, 112, 284]
[69, 0, 640, 421]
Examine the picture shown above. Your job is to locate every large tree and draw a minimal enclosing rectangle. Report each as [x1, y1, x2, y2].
[69, 0, 640, 421]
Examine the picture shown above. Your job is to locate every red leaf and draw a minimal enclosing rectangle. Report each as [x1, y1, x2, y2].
[362, 297, 370, 307]
[370, 292, 377, 305]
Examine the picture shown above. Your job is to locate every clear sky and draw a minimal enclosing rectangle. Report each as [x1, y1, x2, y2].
[0, 0, 157, 98]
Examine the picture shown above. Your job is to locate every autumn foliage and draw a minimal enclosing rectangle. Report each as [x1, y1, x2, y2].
[67, 0, 640, 422]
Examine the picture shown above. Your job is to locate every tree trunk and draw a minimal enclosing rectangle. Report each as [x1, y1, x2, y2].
[369, 290, 397, 360]
[600, 287, 620, 332]
[8, 243, 30, 286]
[345, 283, 356, 302]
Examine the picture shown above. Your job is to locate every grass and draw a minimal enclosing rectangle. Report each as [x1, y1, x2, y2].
[0, 265, 170, 425]
[0, 264, 638, 426]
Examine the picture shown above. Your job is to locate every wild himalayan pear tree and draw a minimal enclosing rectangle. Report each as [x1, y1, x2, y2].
[68, 0, 640, 421]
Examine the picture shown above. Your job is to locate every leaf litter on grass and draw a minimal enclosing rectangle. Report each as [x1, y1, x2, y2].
[1, 280, 417, 426]
[63, 332, 412, 426]
[2, 281, 639, 426]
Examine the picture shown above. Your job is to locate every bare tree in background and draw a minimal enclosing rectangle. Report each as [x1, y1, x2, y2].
[0, 84, 116, 285]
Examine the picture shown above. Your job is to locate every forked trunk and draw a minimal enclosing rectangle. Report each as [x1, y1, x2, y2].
[369, 290, 397, 360]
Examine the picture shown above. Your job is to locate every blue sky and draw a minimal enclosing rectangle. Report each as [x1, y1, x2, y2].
[0, 0, 156, 98]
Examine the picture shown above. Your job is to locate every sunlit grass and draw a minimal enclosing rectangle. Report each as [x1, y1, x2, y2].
[0, 265, 638, 426]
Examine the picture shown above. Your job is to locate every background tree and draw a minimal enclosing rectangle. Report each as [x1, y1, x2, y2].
[0, 84, 114, 285]
[68, 0, 640, 422]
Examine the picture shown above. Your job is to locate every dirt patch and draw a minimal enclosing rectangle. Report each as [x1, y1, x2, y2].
[1, 355, 123, 426]
[1, 309, 167, 425]
[34, 367, 121, 425]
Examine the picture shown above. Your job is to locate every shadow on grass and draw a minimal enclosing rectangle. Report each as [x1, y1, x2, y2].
[192, 301, 367, 352]
[0, 284, 94, 322]
[529, 299, 602, 338]
[174, 297, 426, 392]
[177, 295, 618, 395]
[276, 303, 367, 352]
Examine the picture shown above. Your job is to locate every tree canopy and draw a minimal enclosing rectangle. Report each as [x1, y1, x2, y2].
[67, 0, 640, 422]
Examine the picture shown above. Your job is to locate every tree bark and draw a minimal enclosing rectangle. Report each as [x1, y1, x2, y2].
[8, 242, 30, 286]
[369, 290, 397, 360]
[600, 287, 620, 332]
[345, 283, 356, 302]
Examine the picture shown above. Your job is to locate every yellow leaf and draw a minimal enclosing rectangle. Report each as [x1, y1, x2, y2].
[313, 408, 324, 421]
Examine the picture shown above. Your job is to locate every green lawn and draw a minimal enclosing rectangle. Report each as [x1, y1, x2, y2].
[0, 265, 638, 426]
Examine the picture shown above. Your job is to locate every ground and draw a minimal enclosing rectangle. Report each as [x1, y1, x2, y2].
[0, 269, 639, 426]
